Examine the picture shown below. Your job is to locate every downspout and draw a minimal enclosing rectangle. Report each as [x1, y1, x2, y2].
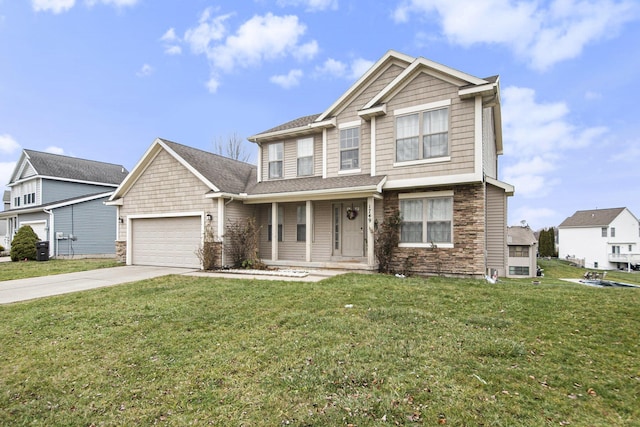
[43, 208, 54, 258]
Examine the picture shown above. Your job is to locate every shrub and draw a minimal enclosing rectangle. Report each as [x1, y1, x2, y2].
[374, 209, 402, 273]
[10, 225, 39, 262]
[224, 217, 261, 269]
[195, 224, 221, 270]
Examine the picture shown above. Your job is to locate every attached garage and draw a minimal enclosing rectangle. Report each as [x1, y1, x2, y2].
[130, 216, 202, 268]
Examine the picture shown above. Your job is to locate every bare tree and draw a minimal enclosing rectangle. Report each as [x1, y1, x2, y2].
[213, 132, 251, 162]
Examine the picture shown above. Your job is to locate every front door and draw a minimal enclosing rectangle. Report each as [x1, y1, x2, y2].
[336, 202, 364, 257]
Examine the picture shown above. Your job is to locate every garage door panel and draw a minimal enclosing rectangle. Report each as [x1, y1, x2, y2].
[131, 216, 201, 268]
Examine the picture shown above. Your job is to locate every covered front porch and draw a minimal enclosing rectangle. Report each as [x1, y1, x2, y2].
[229, 174, 387, 272]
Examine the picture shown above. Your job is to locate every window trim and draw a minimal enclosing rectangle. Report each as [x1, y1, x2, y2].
[394, 99, 451, 166]
[268, 142, 284, 179]
[296, 205, 306, 242]
[296, 138, 314, 177]
[398, 191, 454, 248]
[339, 124, 360, 171]
[267, 206, 284, 242]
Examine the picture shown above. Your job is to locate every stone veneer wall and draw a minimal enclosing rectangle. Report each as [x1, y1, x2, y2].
[384, 183, 486, 277]
[115, 240, 126, 263]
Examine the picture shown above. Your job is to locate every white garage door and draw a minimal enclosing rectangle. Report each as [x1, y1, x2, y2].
[131, 216, 202, 268]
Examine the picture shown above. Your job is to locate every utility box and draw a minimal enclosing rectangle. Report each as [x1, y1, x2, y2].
[36, 241, 49, 261]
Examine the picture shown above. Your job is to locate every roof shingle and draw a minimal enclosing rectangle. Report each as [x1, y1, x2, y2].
[558, 208, 626, 228]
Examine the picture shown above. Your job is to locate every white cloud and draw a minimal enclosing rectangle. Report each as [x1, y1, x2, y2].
[32, 0, 75, 14]
[501, 85, 607, 198]
[270, 69, 303, 89]
[509, 206, 557, 228]
[0, 134, 20, 154]
[315, 57, 374, 80]
[393, 0, 638, 70]
[608, 141, 640, 163]
[0, 162, 17, 187]
[160, 28, 182, 55]
[45, 146, 65, 155]
[584, 91, 601, 100]
[136, 63, 154, 77]
[177, 10, 318, 92]
[32, 0, 139, 13]
[276, 0, 339, 12]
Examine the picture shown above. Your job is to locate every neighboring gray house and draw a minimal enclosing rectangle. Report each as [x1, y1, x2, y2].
[0, 149, 128, 258]
[108, 50, 514, 277]
[506, 226, 538, 278]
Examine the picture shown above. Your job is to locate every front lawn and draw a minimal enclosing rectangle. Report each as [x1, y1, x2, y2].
[0, 258, 121, 281]
[0, 271, 638, 426]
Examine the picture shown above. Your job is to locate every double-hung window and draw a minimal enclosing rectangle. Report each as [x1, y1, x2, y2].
[395, 102, 449, 163]
[297, 138, 313, 176]
[399, 192, 453, 246]
[297, 205, 306, 242]
[509, 246, 529, 257]
[339, 127, 359, 170]
[268, 143, 283, 179]
[268, 206, 284, 242]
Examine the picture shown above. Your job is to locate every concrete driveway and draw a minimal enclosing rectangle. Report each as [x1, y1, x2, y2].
[0, 265, 196, 304]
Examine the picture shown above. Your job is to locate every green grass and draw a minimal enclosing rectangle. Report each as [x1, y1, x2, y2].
[0, 258, 121, 281]
[1, 263, 639, 426]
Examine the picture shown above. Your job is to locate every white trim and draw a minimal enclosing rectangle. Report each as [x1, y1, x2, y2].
[367, 196, 375, 266]
[217, 199, 225, 264]
[160, 140, 221, 193]
[358, 104, 386, 120]
[384, 172, 482, 190]
[474, 96, 483, 178]
[370, 116, 376, 176]
[271, 203, 279, 261]
[399, 242, 454, 249]
[399, 190, 454, 199]
[322, 128, 327, 179]
[393, 156, 451, 168]
[305, 200, 312, 262]
[338, 120, 361, 129]
[394, 99, 451, 116]
[338, 168, 362, 175]
[257, 145, 262, 183]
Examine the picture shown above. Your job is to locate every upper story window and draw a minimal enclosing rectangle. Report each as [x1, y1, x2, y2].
[399, 192, 453, 246]
[509, 246, 530, 257]
[610, 227, 616, 237]
[268, 143, 283, 179]
[339, 127, 359, 171]
[601, 227, 607, 237]
[396, 107, 449, 162]
[14, 196, 20, 208]
[297, 138, 314, 176]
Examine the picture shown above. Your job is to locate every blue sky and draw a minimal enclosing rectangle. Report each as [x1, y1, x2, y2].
[1, 0, 639, 230]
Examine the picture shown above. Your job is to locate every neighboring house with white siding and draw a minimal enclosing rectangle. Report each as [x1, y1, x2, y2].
[108, 50, 514, 276]
[558, 207, 640, 270]
[507, 226, 538, 278]
[0, 149, 128, 258]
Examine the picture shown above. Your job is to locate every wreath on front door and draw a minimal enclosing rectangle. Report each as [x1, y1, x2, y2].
[346, 206, 359, 220]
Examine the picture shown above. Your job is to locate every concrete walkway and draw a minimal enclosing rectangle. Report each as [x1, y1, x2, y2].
[0, 265, 196, 304]
[0, 262, 348, 304]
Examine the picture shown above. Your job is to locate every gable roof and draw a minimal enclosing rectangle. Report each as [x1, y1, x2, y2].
[558, 208, 627, 228]
[109, 138, 256, 202]
[10, 149, 128, 186]
[248, 50, 502, 147]
[507, 226, 537, 246]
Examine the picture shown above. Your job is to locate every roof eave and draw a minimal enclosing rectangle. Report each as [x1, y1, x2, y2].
[248, 118, 336, 143]
[242, 184, 384, 204]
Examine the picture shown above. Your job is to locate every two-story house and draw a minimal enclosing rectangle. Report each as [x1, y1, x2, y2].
[0, 149, 129, 259]
[558, 207, 640, 270]
[108, 50, 513, 277]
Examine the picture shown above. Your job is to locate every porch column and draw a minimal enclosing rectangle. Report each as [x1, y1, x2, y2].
[367, 196, 375, 266]
[306, 200, 312, 262]
[217, 199, 225, 266]
[271, 202, 279, 261]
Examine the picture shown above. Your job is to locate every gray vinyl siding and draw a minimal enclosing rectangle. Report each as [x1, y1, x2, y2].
[485, 183, 507, 277]
[482, 107, 497, 179]
[257, 205, 271, 259]
[311, 200, 332, 261]
[52, 197, 117, 256]
[261, 135, 323, 181]
[41, 179, 116, 204]
[375, 73, 476, 180]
